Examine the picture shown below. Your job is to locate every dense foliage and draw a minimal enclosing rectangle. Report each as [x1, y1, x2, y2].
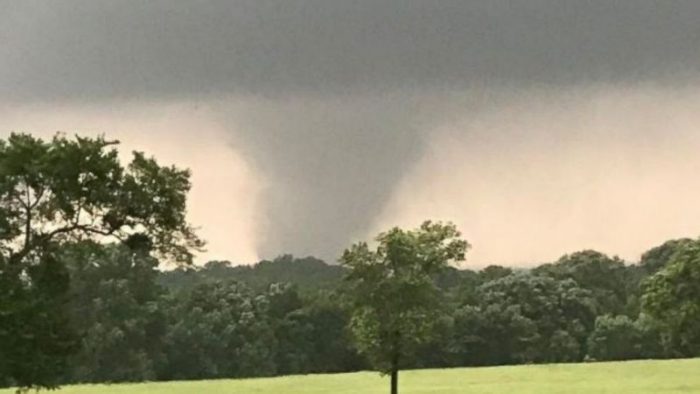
[0, 133, 202, 390]
[341, 222, 468, 394]
[642, 238, 700, 357]
[3, 237, 695, 390]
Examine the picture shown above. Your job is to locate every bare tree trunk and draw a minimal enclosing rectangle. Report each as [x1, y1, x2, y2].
[390, 368, 398, 394]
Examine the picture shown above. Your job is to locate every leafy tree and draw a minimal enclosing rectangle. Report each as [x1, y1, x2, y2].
[0, 133, 202, 390]
[451, 303, 538, 366]
[449, 269, 482, 306]
[265, 283, 309, 374]
[633, 314, 665, 359]
[624, 239, 695, 316]
[642, 238, 700, 357]
[535, 250, 627, 315]
[476, 273, 597, 363]
[478, 265, 513, 282]
[340, 221, 468, 394]
[161, 281, 276, 380]
[586, 315, 640, 361]
[640, 238, 693, 275]
[586, 314, 665, 361]
[63, 243, 166, 383]
[271, 288, 365, 374]
[0, 250, 75, 390]
[296, 296, 366, 373]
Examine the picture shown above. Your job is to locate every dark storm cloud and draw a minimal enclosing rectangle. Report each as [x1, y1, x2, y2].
[2, 0, 700, 102]
[3, 1, 700, 263]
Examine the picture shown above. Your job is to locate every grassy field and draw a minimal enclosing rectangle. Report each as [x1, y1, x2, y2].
[3, 358, 698, 393]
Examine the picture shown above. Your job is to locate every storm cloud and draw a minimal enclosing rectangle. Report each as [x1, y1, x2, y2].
[2, 1, 700, 264]
[3, 0, 700, 100]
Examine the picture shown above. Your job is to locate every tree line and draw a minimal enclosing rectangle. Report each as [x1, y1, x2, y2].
[1, 134, 699, 392]
[4, 234, 698, 388]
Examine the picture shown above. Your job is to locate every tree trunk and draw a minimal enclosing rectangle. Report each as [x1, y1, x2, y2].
[390, 368, 398, 394]
[390, 336, 400, 394]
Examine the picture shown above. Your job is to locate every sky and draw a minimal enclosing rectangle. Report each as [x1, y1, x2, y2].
[2, 1, 700, 267]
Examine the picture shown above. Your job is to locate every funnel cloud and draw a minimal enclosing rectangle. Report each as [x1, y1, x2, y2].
[2, 1, 700, 265]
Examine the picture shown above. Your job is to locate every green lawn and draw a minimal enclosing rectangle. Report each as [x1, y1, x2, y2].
[4, 358, 699, 393]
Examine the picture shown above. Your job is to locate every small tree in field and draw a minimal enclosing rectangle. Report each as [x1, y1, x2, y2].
[340, 221, 468, 394]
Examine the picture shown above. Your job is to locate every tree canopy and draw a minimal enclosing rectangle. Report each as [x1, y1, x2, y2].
[0, 133, 202, 390]
[642, 238, 700, 357]
[340, 221, 468, 394]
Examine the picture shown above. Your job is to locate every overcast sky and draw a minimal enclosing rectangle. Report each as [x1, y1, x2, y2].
[2, 1, 700, 266]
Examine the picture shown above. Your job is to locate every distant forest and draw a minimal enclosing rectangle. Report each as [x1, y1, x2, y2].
[5, 237, 695, 387]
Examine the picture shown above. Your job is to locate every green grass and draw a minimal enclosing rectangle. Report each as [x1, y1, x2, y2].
[4, 358, 699, 393]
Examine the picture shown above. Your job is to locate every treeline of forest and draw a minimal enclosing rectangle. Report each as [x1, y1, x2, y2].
[6, 237, 696, 386]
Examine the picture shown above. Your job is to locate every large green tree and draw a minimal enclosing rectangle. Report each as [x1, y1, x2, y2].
[0, 133, 202, 389]
[450, 303, 538, 366]
[161, 281, 276, 380]
[585, 314, 663, 361]
[473, 273, 597, 363]
[340, 221, 468, 394]
[535, 250, 628, 315]
[642, 238, 700, 357]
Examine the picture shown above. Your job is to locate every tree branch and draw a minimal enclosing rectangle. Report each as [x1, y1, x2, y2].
[9, 223, 124, 265]
[45, 223, 123, 241]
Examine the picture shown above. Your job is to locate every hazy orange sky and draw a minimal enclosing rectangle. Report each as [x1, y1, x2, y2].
[2, 1, 700, 266]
